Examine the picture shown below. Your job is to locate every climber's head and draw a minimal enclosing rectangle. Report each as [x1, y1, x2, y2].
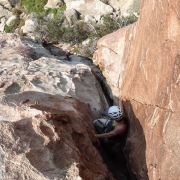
[107, 106, 124, 121]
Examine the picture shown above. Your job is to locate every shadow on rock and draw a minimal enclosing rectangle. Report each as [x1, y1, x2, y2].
[93, 98, 148, 180]
[123, 99, 148, 180]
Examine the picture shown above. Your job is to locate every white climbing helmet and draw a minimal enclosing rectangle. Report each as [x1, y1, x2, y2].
[107, 106, 123, 120]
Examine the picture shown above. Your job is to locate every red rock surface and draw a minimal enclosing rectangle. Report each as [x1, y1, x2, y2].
[0, 91, 114, 179]
[93, 0, 180, 179]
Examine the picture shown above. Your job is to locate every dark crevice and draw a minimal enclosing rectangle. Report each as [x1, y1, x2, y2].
[94, 135, 133, 180]
[92, 69, 114, 106]
[92, 69, 136, 179]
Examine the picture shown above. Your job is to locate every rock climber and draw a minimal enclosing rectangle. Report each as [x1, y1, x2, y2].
[93, 98, 127, 146]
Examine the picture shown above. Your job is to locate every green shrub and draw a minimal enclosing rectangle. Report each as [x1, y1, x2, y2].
[44, 22, 89, 44]
[4, 25, 12, 33]
[73, 47, 79, 54]
[18, 0, 47, 14]
[18, 19, 25, 35]
[79, 38, 98, 58]
[116, 14, 138, 27]
[89, 14, 138, 39]
[4, 18, 21, 33]
[35, 11, 138, 57]
[12, 8, 23, 16]
[37, 5, 66, 19]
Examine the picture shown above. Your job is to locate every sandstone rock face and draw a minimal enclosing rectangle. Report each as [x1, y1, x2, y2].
[93, 25, 133, 104]
[0, 33, 113, 179]
[0, 92, 113, 179]
[93, 0, 180, 179]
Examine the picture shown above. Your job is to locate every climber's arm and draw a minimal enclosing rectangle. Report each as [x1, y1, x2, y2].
[94, 125, 126, 139]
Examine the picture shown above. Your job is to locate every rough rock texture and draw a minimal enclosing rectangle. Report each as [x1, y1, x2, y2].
[0, 33, 108, 115]
[65, 0, 113, 21]
[93, 0, 180, 179]
[93, 25, 132, 103]
[0, 92, 113, 180]
[0, 33, 114, 179]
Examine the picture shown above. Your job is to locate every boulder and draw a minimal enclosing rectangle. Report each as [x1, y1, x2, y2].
[0, 92, 113, 180]
[0, 0, 12, 10]
[107, 0, 121, 11]
[64, 9, 79, 26]
[0, 5, 12, 20]
[93, 25, 133, 103]
[0, 33, 113, 179]
[84, 14, 96, 23]
[0, 33, 108, 116]
[6, 15, 17, 26]
[21, 19, 37, 34]
[44, 0, 64, 9]
[65, 0, 113, 21]
[93, 0, 180, 179]
[21, 13, 38, 34]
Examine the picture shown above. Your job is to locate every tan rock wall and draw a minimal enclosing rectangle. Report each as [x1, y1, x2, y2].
[93, 0, 180, 179]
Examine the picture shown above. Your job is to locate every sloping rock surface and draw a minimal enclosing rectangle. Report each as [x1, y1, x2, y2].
[93, 0, 180, 179]
[0, 33, 108, 116]
[0, 33, 114, 179]
[0, 92, 113, 179]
